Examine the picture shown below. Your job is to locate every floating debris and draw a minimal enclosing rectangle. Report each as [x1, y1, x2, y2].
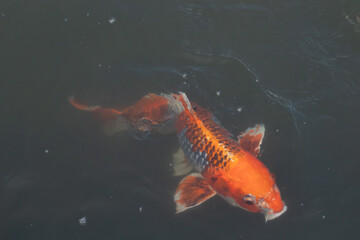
[322, 215, 326, 220]
[79, 217, 87, 226]
[98, 63, 102, 67]
[86, 12, 90, 17]
[182, 73, 187, 78]
[255, 79, 259, 83]
[300, 203, 304, 207]
[236, 107, 242, 112]
[276, 129, 279, 132]
[138, 206, 143, 212]
[216, 90, 221, 96]
[108, 17, 116, 24]
[45, 149, 49, 153]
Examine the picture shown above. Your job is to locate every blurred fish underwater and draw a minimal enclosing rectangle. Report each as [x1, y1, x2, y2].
[1, 0, 360, 240]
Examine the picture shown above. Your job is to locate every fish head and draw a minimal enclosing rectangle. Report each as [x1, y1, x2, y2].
[213, 153, 287, 221]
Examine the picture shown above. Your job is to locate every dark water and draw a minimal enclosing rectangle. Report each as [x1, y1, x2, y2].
[1, 0, 360, 239]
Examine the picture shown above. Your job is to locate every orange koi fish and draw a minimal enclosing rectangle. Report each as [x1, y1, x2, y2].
[69, 93, 179, 135]
[169, 93, 287, 221]
[69, 92, 287, 221]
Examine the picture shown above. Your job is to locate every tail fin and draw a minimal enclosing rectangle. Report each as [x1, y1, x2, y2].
[161, 93, 185, 115]
[69, 96, 100, 111]
[161, 91, 195, 115]
[69, 97, 129, 135]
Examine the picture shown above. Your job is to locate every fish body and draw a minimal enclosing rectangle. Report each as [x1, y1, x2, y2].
[172, 93, 286, 221]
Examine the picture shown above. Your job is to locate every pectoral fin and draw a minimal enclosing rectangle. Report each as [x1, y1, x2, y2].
[237, 124, 265, 157]
[174, 173, 216, 214]
[172, 148, 193, 176]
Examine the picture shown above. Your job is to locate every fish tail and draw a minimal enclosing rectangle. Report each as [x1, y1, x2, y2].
[69, 96, 100, 111]
[69, 96, 129, 135]
[161, 91, 195, 115]
[161, 93, 185, 115]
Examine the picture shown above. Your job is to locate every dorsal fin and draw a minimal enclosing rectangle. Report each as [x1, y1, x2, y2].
[237, 124, 265, 157]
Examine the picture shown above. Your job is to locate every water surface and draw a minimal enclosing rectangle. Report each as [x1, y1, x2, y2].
[1, 0, 360, 239]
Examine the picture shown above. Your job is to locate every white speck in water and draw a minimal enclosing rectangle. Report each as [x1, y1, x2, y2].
[276, 129, 279, 132]
[86, 12, 90, 17]
[183, 81, 187, 85]
[110, 195, 114, 199]
[216, 90, 221, 96]
[182, 73, 187, 78]
[98, 63, 102, 67]
[300, 203, 304, 207]
[237, 107, 242, 112]
[45, 149, 49, 153]
[108, 65, 112, 69]
[255, 79, 259, 83]
[64, 18, 68, 22]
[79, 217, 87, 226]
[322, 215, 326, 220]
[97, 22, 101, 25]
[1, 12, 5, 17]
[108, 17, 116, 24]
[169, 163, 173, 167]
[327, 167, 330, 170]
[30, 223, 34, 227]
[303, 121, 307, 125]
[139, 207, 143, 212]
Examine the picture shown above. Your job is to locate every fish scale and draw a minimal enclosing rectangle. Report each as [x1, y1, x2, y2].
[178, 127, 208, 172]
[176, 106, 236, 173]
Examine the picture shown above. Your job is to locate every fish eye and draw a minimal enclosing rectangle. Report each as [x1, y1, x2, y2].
[243, 195, 255, 205]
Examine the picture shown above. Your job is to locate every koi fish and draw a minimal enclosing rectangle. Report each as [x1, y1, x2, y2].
[169, 93, 287, 221]
[69, 93, 179, 136]
[69, 92, 287, 221]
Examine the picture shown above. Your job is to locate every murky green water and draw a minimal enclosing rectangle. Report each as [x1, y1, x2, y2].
[1, 0, 360, 239]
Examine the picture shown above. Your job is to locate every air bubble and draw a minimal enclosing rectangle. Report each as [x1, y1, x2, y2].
[108, 17, 116, 24]
[79, 217, 87, 226]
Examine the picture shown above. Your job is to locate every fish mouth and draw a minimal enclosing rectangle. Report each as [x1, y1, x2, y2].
[263, 205, 287, 222]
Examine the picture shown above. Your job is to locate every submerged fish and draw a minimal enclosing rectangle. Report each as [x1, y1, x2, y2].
[70, 92, 287, 221]
[69, 93, 178, 136]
